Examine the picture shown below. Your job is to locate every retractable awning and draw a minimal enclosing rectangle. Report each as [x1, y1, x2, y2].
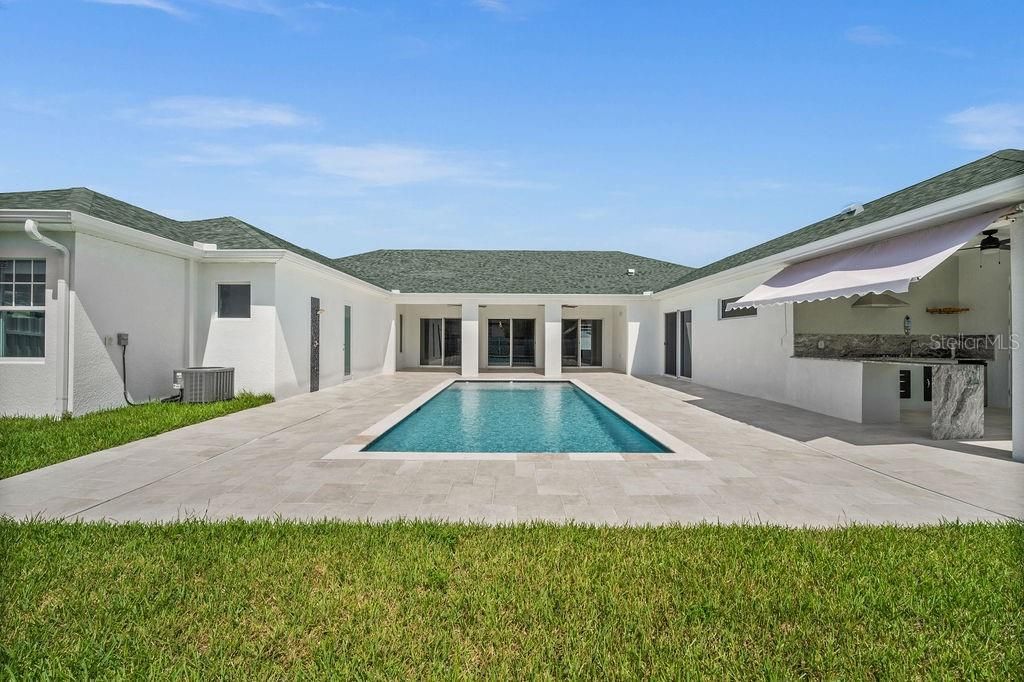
[728, 209, 1005, 309]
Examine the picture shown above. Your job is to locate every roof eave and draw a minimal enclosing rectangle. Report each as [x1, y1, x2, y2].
[654, 174, 1024, 299]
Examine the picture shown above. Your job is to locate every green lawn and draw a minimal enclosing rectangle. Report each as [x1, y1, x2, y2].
[0, 393, 273, 480]
[1, 520, 1020, 678]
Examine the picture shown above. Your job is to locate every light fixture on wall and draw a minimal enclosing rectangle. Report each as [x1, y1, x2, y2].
[851, 292, 909, 308]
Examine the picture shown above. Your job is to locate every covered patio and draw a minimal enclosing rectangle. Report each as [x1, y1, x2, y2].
[394, 299, 645, 377]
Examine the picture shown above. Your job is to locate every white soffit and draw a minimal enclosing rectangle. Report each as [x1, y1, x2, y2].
[728, 208, 1008, 309]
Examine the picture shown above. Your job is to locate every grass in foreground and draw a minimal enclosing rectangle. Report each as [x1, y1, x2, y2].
[1, 520, 1020, 678]
[0, 392, 273, 479]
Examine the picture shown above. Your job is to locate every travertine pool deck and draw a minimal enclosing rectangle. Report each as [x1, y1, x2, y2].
[2, 372, 1021, 526]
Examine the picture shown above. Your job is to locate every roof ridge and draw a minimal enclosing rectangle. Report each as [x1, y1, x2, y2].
[992, 149, 1024, 165]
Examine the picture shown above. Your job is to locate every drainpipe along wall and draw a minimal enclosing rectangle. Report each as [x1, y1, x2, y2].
[24, 219, 73, 415]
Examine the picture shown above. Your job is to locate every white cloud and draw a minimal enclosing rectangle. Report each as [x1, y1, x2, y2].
[945, 104, 1024, 150]
[271, 143, 469, 185]
[472, 0, 509, 13]
[88, 0, 187, 17]
[171, 143, 262, 166]
[126, 96, 311, 129]
[204, 0, 284, 15]
[171, 142, 541, 189]
[844, 25, 900, 46]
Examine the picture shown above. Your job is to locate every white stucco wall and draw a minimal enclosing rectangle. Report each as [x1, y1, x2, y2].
[0, 231, 70, 417]
[195, 262, 277, 396]
[71, 232, 188, 414]
[657, 270, 871, 421]
[272, 260, 394, 398]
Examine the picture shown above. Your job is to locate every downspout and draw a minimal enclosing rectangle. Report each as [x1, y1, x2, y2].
[24, 219, 73, 415]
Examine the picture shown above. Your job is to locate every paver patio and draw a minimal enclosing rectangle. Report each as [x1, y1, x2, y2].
[2, 372, 1021, 525]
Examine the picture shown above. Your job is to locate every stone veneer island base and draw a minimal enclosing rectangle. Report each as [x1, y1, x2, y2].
[931, 364, 985, 440]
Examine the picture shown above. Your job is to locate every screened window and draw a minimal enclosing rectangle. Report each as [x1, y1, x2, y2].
[0, 259, 46, 358]
[719, 296, 757, 319]
[218, 283, 251, 318]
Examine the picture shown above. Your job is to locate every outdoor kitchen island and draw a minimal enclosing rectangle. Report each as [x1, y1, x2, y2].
[856, 358, 986, 439]
[791, 333, 994, 439]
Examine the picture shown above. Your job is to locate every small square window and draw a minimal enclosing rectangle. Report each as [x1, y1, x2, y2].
[218, 283, 251, 319]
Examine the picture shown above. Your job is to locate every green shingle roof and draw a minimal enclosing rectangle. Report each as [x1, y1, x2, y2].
[332, 250, 693, 294]
[661, 149, 1024, 290]
[0, 187, 346, 274]
[2, 149, 1021, 295]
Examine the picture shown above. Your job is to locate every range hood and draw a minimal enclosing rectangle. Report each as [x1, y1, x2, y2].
[851, 293, 909, 308]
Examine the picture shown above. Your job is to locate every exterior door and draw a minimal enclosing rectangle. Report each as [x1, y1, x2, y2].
[310, 297, 320, 392]
[343, 305, 352, 377]
[664, 311, 677, 376]
[680, 310, 692, 378]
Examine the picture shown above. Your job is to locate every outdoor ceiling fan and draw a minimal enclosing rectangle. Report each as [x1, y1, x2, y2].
[960, 228, 1010, 253]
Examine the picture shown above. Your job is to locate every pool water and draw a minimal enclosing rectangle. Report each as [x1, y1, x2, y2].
[365, 381, 668, 453]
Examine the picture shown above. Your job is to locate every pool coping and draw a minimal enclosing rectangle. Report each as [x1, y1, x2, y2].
[322, 377, 709, 462]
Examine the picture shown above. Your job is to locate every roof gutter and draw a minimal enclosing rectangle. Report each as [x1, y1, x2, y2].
[24, 219, 73, 415]
[654, 174, 1024, 299]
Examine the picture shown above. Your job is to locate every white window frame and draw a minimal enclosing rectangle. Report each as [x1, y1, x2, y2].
[0, 258, 47, 362]
[215, 281, 252, 320]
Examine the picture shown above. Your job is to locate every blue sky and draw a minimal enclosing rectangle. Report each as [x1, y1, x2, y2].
[2, 1, 1022, 267]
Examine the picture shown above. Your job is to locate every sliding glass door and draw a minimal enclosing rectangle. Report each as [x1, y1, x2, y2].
[512, 319, 536, 367]
[487, 319, 510, 365]
[561, 318, 603, 367]
[420, 318, 461, 367]
[488, 318, 536, 366]
[579, 319, 602, 366]
[561, 319, 579, 367]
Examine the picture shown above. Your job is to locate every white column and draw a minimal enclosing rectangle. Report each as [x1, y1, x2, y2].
[1011, 225, 1024, 461]
[461, 303, 479, 377]
[624, 302, 643, 376]
[382, 305, 397, 375]
[544, 303, 561, 377]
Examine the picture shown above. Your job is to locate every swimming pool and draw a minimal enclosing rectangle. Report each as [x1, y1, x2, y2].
[364, 381, 669, 453]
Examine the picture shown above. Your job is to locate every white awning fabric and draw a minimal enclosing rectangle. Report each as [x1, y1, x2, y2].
[728, 209, 1005, 309]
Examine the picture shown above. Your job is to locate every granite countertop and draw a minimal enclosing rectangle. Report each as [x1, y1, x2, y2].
[792, 356, 977, 366]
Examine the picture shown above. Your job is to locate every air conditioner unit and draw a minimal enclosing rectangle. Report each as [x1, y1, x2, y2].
[172, 367, 235, 403]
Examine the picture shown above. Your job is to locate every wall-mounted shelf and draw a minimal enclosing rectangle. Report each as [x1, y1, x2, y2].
[926, 307, 970, 315]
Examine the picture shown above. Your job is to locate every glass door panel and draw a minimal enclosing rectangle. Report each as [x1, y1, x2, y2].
[511, 319, 535, 367]
[487, 319, 510, 366]
[561, 319, 579, 367]
[580, 319, 602, 366]
[443, 318, 462, 367]
[420, 318, 443, 366]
